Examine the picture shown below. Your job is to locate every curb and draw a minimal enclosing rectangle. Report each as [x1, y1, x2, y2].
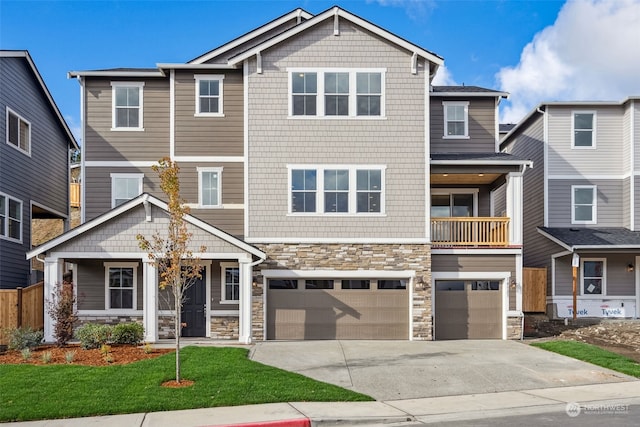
[210, 418, 311, 427]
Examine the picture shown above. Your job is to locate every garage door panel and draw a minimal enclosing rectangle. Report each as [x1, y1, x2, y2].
[435, 285, 502, 340]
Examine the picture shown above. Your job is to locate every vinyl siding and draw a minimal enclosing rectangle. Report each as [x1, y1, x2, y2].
[623, 176, 631, 228]
[76, 259, 143, 311]
[174, 70, 244, 157]
[247, 18, 427, 239]
[430, 97, 497, 153]
[554, 253, 636, 297]
[210, 260, 239, 311]
[0, 57, 71, 288]
[548, 179, 624, 227]
[636, 176, 640, 231]
[84, 78, 169, 162]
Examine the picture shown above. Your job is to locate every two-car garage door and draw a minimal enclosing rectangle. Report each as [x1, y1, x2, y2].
[266, 278, 409, 340]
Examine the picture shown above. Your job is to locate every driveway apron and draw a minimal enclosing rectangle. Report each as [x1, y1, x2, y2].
[249, 340, 634, 401]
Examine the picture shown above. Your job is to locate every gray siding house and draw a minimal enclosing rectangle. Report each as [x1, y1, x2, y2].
[501, 98, 640, 319]
[29, 7, 529, 343]
[0, 51, 78, 289]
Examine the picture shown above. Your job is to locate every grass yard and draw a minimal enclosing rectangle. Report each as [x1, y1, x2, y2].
[532, 340, 640, 378]
[0, 346, 372, 422]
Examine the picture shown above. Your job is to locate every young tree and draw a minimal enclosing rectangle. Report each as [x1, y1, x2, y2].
[46, 281, 77, 346]
[137, 157, 205, 383]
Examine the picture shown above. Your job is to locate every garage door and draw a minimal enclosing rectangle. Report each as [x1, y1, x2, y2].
[266, 278, 409, 340]
[434, 280, 502, 340]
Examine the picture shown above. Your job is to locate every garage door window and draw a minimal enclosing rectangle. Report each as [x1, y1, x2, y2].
[378, 279, 407, 290]
[305, 280, 334, 289]
[341, 279, 370, 289]
[471, 281, 500, 290]
[268, 279, 298, 289]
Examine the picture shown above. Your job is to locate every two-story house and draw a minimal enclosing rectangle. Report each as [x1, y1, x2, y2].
[0, 50, 78, 289]
[28, 7, 529, 343]
[501, 98, 640, 319]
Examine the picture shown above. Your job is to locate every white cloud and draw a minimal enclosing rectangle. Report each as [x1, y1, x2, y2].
[368, 0, 436, 20]
[497, 0, 640, 123]
[432, 64, 457, 86]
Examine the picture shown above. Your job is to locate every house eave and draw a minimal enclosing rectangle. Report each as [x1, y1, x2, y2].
[67, 70, 165, 78]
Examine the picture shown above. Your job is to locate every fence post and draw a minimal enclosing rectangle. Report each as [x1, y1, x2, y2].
[16, 287, 23, 328]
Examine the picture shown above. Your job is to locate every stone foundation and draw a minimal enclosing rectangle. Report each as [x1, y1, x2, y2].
[507, 316, 523, 340]
[210, 316, 239, 340]
[77, 315, 142, 328]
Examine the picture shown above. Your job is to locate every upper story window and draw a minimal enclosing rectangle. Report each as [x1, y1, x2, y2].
[198, 167, 223, 208]
[581, 259, 605, 296]
[289, 166, 385, 215]
[573, 111, 596, 148]
[0, 192, 22, 243]
[220, 262, 239, 303]
[195, 75, 224, 116]
[289, 68, 385, 118]
[6, 108, 30, 155]
[105, 262, 137, 310]
[443, 101, 469, 138]
[111, 82, 144, 130]
[111, 173, 143, 208]
[572, 185, 596, 224]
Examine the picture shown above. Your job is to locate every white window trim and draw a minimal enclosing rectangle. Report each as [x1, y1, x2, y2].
[111, 82, 144, 131]
[110, 173, 144, 208]
[430, 188, 479, 217]
[572, 110, 596, 149]
[287, 68, 386, 119]
[580, 258, 606, 297]
[220, 262, 239, 304]
[104, 262, 138, 311]
[5, 107, 31, 156]
[442, 101, 469, 139]
[0, 192, 22, 243]
[571, 185, 597, 225]
[197, 167, 223, 208]
[287, 164, 386, 216]
[194, 74, 225, 117]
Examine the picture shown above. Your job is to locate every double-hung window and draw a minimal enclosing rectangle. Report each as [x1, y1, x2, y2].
[324, 72, 349, 116]
[289, 166, 385, 214]
[105, 263, 137, 310]
[111, 173, 143, 207]
[356, 72, 382, 116]
[573, 111, 595, 148]
[443, 101, 469, 138]
[198, 167, 222, 208]
[581, 259, 605, 296]
[6, 108, 30, 154]
[572, 185, 596, 224]
[292, 72, 317, 116]
[220, 263, 239, 303]
[0, 193, 22, 242]
[112, 82, 143, 130]
[195, 75, 224, 116]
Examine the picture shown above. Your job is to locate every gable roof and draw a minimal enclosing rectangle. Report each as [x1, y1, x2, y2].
[26, 193, 265, 260]
[538, 227, 640, 251]
[227, 6, 443, 68]
[432, 85, 509, 98]
[1, 50, 79, 150]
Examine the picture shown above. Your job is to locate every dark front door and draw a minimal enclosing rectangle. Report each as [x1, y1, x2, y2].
[181, 273, 206, 337]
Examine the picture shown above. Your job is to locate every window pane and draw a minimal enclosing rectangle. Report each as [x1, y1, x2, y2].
[356, 73, 368, 93]
[292, 73, 304, 93]
[201, 171, 219, 206]
[452, 194, 473, 217]
[447, 121, 465, 136]
[325, 192, 348, 213]
[115, 87, 128, 106]
[8, 113, 18, 145]
[8, 199, 20, 220]
[583, 278, 602, 295]
[574, 130, 593, 147]
[574, 188, 594, 204]
[342, 280, 370, 289]
[574, 206, 593, 221]
[574, 113, 593, 130]
[369, 73, 381, 93]
[378, 280, 406, 289]
[268, 279, 298, 289]
[583, 261, 603, 277]
[304, 95, 316, 115]
[127, 87, 139, 106]
[305, 73, 317, 93]
[292, 95, 305, 115]
[305, 280, 333, 289]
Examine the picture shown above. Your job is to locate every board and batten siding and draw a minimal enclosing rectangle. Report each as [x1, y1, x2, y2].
[548, 179, 625, 228]
[84, 78, 169, 162]
[546, 105, 624, 176]
[430, 97, 497, 153]
[0, 57, 71, 288]
[247, 18, 427, 239]
[174, 70, 244, 157]
[76, 259, 143, 311]
[554, 253, 636, 297]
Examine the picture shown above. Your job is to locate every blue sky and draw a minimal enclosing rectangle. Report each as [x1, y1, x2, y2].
[2, 0, 639, 142]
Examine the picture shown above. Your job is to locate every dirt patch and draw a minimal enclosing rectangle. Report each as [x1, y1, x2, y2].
[0, 344, 173, 366]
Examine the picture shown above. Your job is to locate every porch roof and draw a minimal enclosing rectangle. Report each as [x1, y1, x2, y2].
[430, 152, 532, 166]
[538, 227, 640, 251]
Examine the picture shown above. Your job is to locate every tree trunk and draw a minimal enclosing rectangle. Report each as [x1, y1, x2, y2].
[175, 293, 181, 383]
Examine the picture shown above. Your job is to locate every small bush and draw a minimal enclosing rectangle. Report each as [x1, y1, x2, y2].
[75, 323, 112, 349]
[112, 322, 145, 345]
[7, 327, 43, 350]
[41, 351, 53, 364]
[65, 350, 76, 364]
[47, 281, 78, 346]
[143, 342, 153, 354]
[20, 348, 32, 361]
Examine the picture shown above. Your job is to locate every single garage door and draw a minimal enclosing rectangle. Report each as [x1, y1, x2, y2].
[267, 278, 409, 340]
[435, 280, 502, 340]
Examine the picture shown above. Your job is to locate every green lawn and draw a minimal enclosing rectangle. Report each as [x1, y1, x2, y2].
[0, 346, 372, 422]
[532, 340, 640, 378]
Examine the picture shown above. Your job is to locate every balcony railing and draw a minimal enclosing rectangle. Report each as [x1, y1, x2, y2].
[431, 217, 510, 247]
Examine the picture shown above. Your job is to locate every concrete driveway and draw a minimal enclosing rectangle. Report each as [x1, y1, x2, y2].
[249, 340, 635, 401]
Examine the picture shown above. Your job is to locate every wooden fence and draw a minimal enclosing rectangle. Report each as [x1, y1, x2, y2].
[0, 282, 44, 345]
[70, 182, 81, 207]
[523, 267, 547, 312]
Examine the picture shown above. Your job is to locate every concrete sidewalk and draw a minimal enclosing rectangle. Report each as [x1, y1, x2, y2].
[6, 381, 640, 426]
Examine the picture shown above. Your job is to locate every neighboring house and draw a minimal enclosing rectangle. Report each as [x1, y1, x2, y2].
[0, 50, 78, 289]
[501, 98, 640, 319]
[28, 7, 529, 343]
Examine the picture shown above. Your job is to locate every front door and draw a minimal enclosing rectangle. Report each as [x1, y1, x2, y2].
[181, 273, 206, 337]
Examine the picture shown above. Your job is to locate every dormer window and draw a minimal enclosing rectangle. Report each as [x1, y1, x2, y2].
[443, 101, 469, 138]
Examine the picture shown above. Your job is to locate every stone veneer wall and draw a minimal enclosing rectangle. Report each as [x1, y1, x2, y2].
[77, 315, 142, 328]
[507, 316, 523, 340]
[253, 243, 433, 341]
[211, 317, 239, 340]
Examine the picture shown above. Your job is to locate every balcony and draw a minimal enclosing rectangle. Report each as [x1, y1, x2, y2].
[431, 217, 510, 247]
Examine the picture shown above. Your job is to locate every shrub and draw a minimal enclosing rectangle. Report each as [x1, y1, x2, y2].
[20, 348, 32, 361]
[75, 323, 112, 349]
[112, 322, 145, 346]
[41, 351, 53, 364]
[65, 350, 76, 364]
[7, 326, 43, 350]
[47, 281, 78, 346]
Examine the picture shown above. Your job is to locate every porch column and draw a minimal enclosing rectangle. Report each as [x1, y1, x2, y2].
[43, 257, 64, 342]
[238, 259, 253, 344]
[506, 172, 524, 246]
[142, 260, 158, 342]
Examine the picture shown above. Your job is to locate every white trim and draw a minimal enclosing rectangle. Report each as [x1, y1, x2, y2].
[5, 107, 31, 156]
[548, 174, 628, 180]
[220, 262, 240, 304]
[0, 191, 23, 243]
[78, 310, 144, 316]
[30, 200, 68, 220]
[262, 269, 415, 279]
[630, 100, 635, 231]
[70, 71, 163, 77]
[170, 69, 175, 160]
[580, 257, 606, 297]
[185, 203, 244, 210]
[197, 167, 223, 208]
[515, 253, 523, 312]
[543, 107, 549, 227]
[571, 185, 597, 225]
[211, 310, 240, 316]
[204, 263, 212, 338]
[434, 91, 509, 98]
[432, 248, 522, 255]
[104, 262, 139, 311]
[636, 255, 639, 319]
[243, 59, 250, 239]
[442, 101, 469, 139]
[110, 82, 144, 131]
[424, 65, 431, 242]
[80, 76, 86, 223]
[430, 159, 532, 167]
[538, 229, 573, 252]
[86, 161, 158, 167]
[245, 237, 430, 244]
[172, 156, 244, 163]
[408, 275, 414, 340]
[571, 110, 596, 149]
[194, 74, 225, 117]
[110, 173, 144, 208]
